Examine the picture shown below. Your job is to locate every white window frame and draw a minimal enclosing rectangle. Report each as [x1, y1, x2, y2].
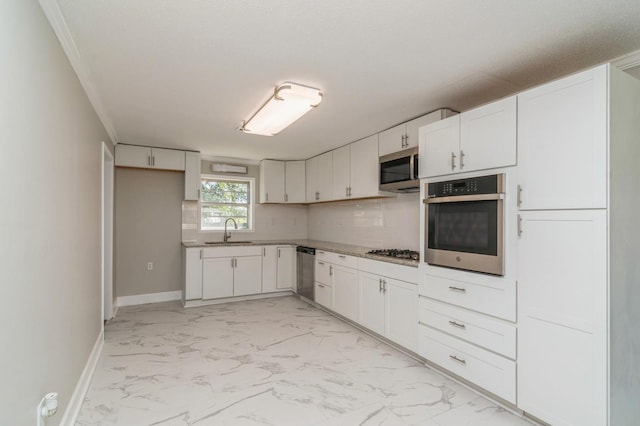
[198, 174, 255, 233]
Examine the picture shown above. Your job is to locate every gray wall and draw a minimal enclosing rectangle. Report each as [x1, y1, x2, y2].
[0, 1, 110, 424]
[115, 168, 183, 297]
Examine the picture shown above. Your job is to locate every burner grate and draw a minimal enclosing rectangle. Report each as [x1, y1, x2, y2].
[367, 249, 419, 261]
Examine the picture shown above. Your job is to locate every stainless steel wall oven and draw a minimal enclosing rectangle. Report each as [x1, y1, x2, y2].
[424, 174, 505, 275]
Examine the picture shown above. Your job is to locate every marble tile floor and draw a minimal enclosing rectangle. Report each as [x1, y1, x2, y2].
[76, 296, 534, 426]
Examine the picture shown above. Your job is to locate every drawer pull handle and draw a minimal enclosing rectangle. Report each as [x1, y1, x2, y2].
[318, 261, 325, 265]
[449, 355, 466, 365]
[318, 284, 325, 288]
[338, 255, 346, 259]
[448, 320, 466, 329]
[448, 286, 467, 293]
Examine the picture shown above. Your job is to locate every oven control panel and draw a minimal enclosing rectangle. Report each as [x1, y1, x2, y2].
[428, 174, 504, 197]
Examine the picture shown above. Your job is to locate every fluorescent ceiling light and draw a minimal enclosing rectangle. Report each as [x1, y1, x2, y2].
[239, 82, 323, 136]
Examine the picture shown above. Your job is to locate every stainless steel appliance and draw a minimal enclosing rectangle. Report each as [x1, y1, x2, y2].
[424, 173, 505, 275]
[379, 147, 419, 192]
[367, 249, 419, 261]
[296, 246, 315, 301]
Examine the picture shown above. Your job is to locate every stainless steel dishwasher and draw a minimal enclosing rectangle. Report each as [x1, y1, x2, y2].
[296, 246, 315, 301]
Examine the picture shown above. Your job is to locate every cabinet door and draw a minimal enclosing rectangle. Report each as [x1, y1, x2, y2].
[184, 151, 201, 201]
[378, 123, 406, 157]
[317, 151, 333, 201]
[349, 135, 379, 199]
[517, 65, 607, 210]
[152, 147, 185, 171]
[332, 265, 358, 321]
[115, 144, 152, 168]
[315, 282, 333, 309]
[358, 272, 386, 335]
[385, 278, 418, 352]
[517, 210, 607, 426]
[276, 246, 295, 290]
[260, 160, 285, 203]
[406, 111, 448, 151]
[460, 96, 516, 173]
[261, 246, 278, 293]
[419, 115, 460, 178]
[202, 257, 234, 299]
[234, 256, 263, 296]
[285, 161, 306, 203]
[305, 156, 319, 203]
[183, 248, 202, 300]
[315, 259, 331, 285]
[332, 145, 351, 199]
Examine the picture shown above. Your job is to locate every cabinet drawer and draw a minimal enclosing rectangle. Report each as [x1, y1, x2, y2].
[359, 258, 418, 283]
[315, 260, 332, 285]
[315, 250, 330, 261]
[315, 282, 333, 309]
[327, 252, 359, 269]
[420, 273, 516, 321]
[419, 325, 516, 403]
[203, 246, 262, 258]
[419, 297, 516, 359]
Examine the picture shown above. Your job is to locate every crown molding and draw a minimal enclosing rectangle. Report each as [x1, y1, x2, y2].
[38, 0, 118, 144]
[611, 49, 640, 70]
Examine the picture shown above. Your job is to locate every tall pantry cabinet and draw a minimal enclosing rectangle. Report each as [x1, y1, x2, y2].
[516, 64, 640, 426]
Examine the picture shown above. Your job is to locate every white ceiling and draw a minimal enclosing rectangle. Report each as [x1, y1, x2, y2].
[54, 0, 640, 161]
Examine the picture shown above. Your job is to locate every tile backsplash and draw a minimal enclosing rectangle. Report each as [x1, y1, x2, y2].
[307, 194, 420, 250]
[182, 201, 308, 243]
[183, 192, 419, 250]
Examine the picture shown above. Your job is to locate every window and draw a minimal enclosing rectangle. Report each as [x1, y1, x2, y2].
[200, 176, 253, 231]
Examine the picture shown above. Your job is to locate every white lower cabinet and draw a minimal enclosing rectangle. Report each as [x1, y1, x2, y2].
[331, 264, 358, 321]
[315, 282, 333, 308]
[262, 245, 296, 292]
[202, 254, 262, 299]
[517, 210, 607, 426]
[202, 257, 234, 299]
[358, 260, 419, 352]
[183, 247, 203, 300]
[419, 325, 516, 403]
[276, 246, 295, 290]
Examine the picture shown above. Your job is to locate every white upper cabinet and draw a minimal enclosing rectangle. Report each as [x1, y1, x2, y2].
[306, 152, 333, 203]
[152, 147, 186, 170]
[115, 144, 150, 168]
[332, 145, 351, 199]
[420, 96, 516, 178]
[317, 151, 333, 202]
[419, 115, 460, 178]
[259, 159, 286, 203]
[284, 161, 306, 203]
[349, 134, 380, 199]
[305, 156, 319, 202]
[184, 151, 201, 201]
[331, 135, 381, 201]
[379, 110, 451, 157]
[460, 96, 517, 173]
[379, 123, 407, 157]
[517, 66, 607, 210]
[115, 144, 185, 171]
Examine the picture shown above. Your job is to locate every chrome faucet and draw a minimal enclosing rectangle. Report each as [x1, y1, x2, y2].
[223, 218, 238, 242]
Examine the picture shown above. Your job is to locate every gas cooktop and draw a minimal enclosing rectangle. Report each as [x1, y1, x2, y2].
[367, 249, 419, 261]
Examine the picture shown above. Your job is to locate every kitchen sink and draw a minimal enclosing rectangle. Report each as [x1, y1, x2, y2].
[204, 241, 253, 245]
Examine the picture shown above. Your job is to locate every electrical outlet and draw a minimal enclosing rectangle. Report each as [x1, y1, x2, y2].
[147, 262, 153, 271]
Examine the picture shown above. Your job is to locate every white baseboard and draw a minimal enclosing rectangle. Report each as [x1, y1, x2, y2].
[182, 290, 293, 308]
[59, 330, 104, 426]
[117, 290, 182, 307]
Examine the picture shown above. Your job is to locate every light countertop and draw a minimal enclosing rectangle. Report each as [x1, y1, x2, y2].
[182, 239, 418, 267]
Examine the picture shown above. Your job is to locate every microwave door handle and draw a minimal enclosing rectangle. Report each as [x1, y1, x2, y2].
[425, 193, 505, 203]
[412, 154, 419, 180]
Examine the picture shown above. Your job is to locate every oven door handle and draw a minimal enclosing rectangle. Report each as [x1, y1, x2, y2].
[424, 193, 504, 204]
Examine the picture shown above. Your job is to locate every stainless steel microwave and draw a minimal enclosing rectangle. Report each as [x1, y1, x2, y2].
[379, 147, 419, 192]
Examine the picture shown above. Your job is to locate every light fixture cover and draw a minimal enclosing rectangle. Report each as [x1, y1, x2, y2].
[240, 82, 323, 136]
